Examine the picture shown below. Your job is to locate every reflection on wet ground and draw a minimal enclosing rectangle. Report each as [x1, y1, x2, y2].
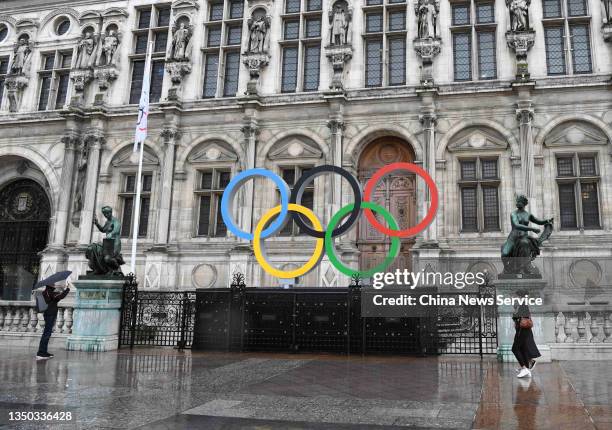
[0, 347, 609, 429]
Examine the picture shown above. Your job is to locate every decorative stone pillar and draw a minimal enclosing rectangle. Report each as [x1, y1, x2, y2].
[156, 127, 181, 246]
[242, 9, 272, 95]
[506, 31, 535, 81]
[514, 83, 536, 212]
[240, 117, 259, 235]
[418, 89, 438, 245]
[50, 130, 80, 248]
[78, 129, 105, 246]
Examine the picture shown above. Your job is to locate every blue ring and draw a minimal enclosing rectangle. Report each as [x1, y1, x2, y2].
[221, 168, 290, 240]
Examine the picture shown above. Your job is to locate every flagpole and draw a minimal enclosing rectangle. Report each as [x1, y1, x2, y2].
[130, 41, 154, 275]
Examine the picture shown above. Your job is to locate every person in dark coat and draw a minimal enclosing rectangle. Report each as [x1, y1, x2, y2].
[511, 288, 540, 378]
[36, 284, 70, 360]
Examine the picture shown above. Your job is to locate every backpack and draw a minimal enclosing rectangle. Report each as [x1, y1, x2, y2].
[34, 290, 48, 313]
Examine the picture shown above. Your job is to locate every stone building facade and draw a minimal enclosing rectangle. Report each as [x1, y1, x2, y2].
[0, 0, 610, 303]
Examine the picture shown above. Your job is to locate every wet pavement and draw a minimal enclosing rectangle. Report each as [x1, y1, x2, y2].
[0, 347, 610, 429]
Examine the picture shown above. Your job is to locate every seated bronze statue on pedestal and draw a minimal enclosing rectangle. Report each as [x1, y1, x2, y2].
[501, 195, 553, 277]
[85, 206, 125, 276]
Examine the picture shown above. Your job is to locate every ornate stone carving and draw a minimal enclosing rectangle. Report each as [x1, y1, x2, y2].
[165, 17, 194, 100]
[160, 127, 182, 143]
[413, 38, 441, 86]
[416, 0, 439, 39]
[95, 27, 121, 67]
[325, 0, 353, 90]
[329, 0, 352, 46]
[506, 0, 531, 32]
[75, 30, 97, 69]
[243, 9, 271, 95]
[5, 34, 33, 112]
[93, 66, 118, 91]
[506, 30, 535, 80]
[603, 0, 612, 23]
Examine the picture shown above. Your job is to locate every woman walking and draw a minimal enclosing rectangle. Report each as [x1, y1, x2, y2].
[511, 289, 540, 378]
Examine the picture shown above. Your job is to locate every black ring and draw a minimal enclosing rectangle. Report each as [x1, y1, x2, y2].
[289, 164, 362, 238]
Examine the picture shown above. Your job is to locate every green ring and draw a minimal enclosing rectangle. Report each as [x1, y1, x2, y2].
[325, 202, 400, 278]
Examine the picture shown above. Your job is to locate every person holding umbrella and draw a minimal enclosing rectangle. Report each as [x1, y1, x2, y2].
[34, 271, 72, 360]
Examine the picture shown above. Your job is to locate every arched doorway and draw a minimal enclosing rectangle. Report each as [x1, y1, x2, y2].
[0, 179, 51, 300]
[358, 137, 416, 273]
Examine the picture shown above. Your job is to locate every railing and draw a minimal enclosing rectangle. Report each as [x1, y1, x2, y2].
[0, 301, 74, 334]
[554, 310, 612, 343]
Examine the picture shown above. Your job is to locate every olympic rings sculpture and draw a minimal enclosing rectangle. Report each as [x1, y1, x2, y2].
[220, 162, 438, 279]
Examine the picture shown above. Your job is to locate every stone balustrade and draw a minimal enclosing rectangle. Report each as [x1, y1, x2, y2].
[555, 311, 612, 343]
[0, 301, 74, 335]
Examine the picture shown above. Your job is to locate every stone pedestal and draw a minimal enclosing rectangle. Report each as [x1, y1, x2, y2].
[66, 276, 124, 352]
[494, 277, 552, 363]
[603, 23, 612, 43]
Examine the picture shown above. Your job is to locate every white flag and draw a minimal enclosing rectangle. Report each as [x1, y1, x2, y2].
[134, 42, 153, 151]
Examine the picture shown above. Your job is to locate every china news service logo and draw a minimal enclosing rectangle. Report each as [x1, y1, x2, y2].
[220, 163, 439, 279]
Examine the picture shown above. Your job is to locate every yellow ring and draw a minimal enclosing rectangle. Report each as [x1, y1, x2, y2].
[254, 203, 324, 279]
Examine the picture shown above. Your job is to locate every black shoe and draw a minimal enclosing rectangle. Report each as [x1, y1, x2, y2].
[46, 352, 54, 358]
[36, 353, 50, 360]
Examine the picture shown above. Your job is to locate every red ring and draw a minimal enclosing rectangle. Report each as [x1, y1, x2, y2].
[363, 162, 438, 238]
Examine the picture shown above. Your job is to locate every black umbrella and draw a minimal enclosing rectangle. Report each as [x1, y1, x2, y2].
[34, 271, 72, 289]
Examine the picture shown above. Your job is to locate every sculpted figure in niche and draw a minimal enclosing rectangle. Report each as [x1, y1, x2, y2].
[97, 28, 121, 66]
[75, 30, 96, 69]
[507, 0, 530, 31]
[417, 0, 439, 39]
[247, 13, 269, 53]
[168, 21, 192, 60]
[329, 2, 349, 45]
[9, 36, 33, 75]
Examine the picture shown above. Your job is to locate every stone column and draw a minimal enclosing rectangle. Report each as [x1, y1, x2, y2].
[78, 129, 105, 246]
[155, 127, 180, 246]
[418, 89, 438, 245]
[50, 130, 79, 248]
[240, 117, 259, 235]
[514, 83, 536, 212]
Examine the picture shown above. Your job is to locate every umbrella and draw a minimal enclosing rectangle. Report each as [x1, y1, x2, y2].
[34, 271, 72, 289]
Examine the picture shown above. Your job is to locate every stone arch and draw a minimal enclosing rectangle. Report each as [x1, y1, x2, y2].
[258, 129, 328, 166]
[436, 119, 519, 159]
[100, 141, 163, 177]
[0, 146, 60, 211]
[40, 8, 81, 33]
[345, 124, 423, 166]
[177, 134, 242, 172]
[534, 114, 612, 151]
[436, 119, 520, 160]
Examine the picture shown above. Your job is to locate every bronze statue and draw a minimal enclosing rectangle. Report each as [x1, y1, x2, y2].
[501, 195, 553, 277]
[86, 206, 125, 275]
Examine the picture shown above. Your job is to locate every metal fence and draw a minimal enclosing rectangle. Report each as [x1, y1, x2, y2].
[119, 274, 497, 355]
[191, 274, 497, 356]
[119, 275, 196, 349]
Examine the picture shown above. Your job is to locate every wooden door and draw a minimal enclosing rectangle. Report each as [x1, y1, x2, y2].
[357, 138, 416, 274]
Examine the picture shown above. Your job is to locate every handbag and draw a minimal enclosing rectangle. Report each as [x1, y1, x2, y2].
[34, 290, 48, 313]
[519, 317, 533, 329]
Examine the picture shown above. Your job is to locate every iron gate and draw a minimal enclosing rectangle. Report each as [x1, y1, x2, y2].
[119, 274, 497, 354]
[119, 275, 196, 349]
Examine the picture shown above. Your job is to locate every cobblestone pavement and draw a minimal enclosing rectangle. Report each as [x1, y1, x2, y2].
[0, 347, 610, 429]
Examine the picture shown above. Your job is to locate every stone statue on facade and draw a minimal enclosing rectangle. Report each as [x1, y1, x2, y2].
[96, 29, 121, 67]
[604, 0, 612, 22]
[247, 15, 269, 54]
[86, 206, 125, 276]
[417, 0, 439, 39]
[501, 195, 553, 277]
[9, 37, 33, 75]
[168, 22, 193, 60]
[329, 3, 350, 45]
[506, 0, 530, 31]
[75, 31, 97, 69]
